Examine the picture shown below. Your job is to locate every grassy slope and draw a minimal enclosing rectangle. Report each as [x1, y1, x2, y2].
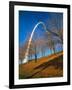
[19, 51, 63, 79]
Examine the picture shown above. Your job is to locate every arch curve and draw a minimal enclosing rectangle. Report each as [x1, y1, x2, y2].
[23, 21, 48, 63]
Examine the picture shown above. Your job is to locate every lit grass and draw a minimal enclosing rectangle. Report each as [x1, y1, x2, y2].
[19, 51, 63, 79]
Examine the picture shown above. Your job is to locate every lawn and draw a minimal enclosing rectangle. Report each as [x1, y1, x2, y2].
[19, 51, 63, 79]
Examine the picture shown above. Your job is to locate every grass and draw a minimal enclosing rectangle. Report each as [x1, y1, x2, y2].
[19, 51, 63, 79]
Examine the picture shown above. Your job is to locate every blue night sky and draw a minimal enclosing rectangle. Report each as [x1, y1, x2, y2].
[19, 11, 63, 46]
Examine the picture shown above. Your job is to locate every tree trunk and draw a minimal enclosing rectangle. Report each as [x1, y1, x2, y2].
[53, 46, 55, 54]
[34, 46, 37, 62]
[21, 59, 23, 64]
[35, 53, 37, 62]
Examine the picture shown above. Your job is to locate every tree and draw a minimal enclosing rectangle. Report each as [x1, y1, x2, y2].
[46, 13, 63, 44]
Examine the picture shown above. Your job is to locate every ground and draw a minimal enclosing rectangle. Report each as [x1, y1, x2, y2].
[19, 51, 63, 79]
